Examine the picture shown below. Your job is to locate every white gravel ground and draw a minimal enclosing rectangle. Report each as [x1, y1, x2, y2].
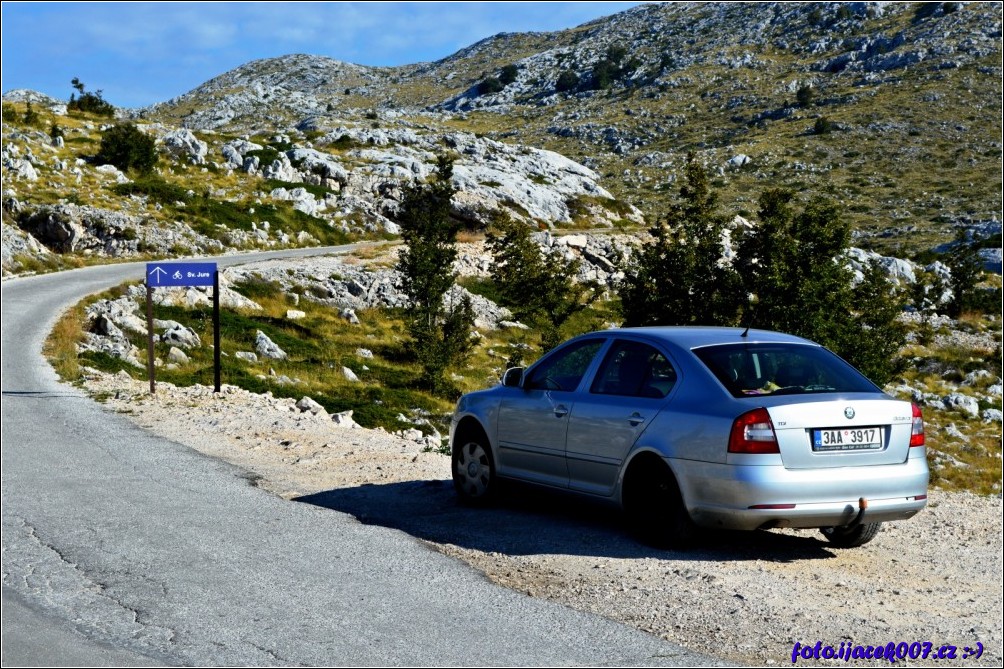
[83, 370, 1002, 666]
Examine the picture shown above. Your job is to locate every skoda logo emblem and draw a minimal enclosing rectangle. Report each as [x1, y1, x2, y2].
[844, 407, 855, 419]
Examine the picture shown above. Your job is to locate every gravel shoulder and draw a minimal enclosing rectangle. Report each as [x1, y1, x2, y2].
[83, 369, 1003, 666]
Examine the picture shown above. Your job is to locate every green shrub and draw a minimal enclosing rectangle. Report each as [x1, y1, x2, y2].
[796, 85, 815, 107]
[556, 70, 580, 93]
[246, 147, 281, 166]
[329, 134, 359, 150]
[477, 77, 504, 96]
[67, 78, 115, 117]
[1, 104, 19, 123]
[499, 64, 519, 85]
[96, 123, 157, 174]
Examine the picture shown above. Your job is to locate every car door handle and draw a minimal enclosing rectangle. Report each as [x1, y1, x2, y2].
[553, 405, 569, 418]
[628, 412, 645, 426]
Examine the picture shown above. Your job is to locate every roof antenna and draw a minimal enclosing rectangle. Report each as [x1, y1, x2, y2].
[740, 297, 755, 338]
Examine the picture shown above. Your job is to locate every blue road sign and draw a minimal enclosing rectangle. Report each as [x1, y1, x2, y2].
[146, 262, 217, 287]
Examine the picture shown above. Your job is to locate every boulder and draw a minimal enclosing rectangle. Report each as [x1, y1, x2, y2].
[726, 154, 751, 169]
[255, 330, 287, 360]
[167, 347, 190, 364]
[161, 129, 208, 165]
[944, 392, 979, 418]
[331, 410, 358, 428]
[296, 396, 326, 415]
[160, 323, 201, 348]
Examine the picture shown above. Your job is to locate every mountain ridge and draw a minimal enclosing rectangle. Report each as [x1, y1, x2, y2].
[3, 1, 1001, 269]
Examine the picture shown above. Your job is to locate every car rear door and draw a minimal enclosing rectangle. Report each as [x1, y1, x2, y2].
[565, 340, 679, 496]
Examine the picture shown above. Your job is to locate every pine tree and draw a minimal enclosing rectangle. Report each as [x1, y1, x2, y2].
[944, 232, 986, 317]
[395, 155, 475, 393]
[486, 211, 599, 351]
[734, 188, 906, 385]
[618, 153, 742, 327]
[67, 78, 115, 117]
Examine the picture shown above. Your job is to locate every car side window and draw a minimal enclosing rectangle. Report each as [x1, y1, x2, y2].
[590, 340, 676, 398]
[524, 339, 604, 392]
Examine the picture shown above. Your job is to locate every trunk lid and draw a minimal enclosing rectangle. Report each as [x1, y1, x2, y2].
[764, 396, 914, 469]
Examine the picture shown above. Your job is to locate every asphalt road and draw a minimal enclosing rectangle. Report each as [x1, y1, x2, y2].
[1, 248, 715, 667]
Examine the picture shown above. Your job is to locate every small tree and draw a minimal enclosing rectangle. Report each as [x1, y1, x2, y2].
[591, 59, 618, 90]
[22, 102, 40, 126]
[499, 64, 519, 85]
[796, 85, 815, 107]
[486, 211, 599, 351]
[733, 188, 906, 385]
[395, 155, 476, 392]
[96, 123, 157, 174]
[556, 70, 579, 93]
[619, 153, 743, 327]
[814, 116, 833, 135]
[944, 232, 986, 317]
[67, 78, 115, 117]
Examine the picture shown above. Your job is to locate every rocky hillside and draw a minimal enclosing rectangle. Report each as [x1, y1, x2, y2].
[136, 1, 1001, 255]
[3, 2, 1001, 274]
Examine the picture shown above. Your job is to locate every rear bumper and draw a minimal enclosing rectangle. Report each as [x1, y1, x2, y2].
[671, 455, 929, 531]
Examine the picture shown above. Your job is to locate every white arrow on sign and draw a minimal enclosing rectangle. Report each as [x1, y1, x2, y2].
[148, 266, 168, 284]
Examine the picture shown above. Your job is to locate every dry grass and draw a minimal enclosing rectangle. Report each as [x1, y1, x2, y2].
[43, 303, 86, 382]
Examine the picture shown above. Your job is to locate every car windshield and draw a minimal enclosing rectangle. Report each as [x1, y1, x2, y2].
[692, 343, 879, 398]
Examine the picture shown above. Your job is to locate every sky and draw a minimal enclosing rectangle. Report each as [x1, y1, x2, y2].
[1, 2, 646, 109]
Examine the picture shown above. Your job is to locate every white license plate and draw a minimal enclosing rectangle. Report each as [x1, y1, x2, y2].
[812, 427, 882, 451]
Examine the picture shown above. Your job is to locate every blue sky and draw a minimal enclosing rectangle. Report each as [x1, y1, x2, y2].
[1, 2, 645, 108]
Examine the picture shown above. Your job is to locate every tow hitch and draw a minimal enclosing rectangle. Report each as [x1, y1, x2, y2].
[847, 497, 868, 529]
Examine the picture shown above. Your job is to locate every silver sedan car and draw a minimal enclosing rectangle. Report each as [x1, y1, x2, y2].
[449, 327, 928, 548]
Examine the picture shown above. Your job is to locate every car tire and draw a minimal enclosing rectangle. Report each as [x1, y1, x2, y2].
[452, 435, 497, 506]
[625, 464, 696, 549]
[820, 522, 881, 548]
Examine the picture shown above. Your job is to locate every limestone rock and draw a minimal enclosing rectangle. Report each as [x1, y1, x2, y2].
[161, 129, 209, 164]
[255, 330, 287, 360]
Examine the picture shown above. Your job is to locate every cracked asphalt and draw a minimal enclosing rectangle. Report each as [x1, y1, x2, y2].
[1, 249, 716, 666]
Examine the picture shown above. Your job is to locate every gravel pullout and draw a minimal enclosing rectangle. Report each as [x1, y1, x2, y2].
[84, 371, 1003, 667]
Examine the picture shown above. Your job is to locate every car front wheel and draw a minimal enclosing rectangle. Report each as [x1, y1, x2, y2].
[452, 437, 496, 505]
[820, 522, 881, 548]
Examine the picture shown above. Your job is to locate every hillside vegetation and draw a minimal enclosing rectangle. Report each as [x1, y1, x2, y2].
[3, 1, 1001, 494]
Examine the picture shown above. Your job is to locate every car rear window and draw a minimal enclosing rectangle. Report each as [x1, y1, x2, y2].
[692, 343, 880, 398]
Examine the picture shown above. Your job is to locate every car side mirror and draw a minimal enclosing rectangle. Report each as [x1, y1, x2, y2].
[502, 367, 524, 388]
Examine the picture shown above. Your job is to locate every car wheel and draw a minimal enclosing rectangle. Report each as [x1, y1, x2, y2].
[820, 522, 881, 548]
[452, 436, 497, 505]
[624, 463, 696, 549]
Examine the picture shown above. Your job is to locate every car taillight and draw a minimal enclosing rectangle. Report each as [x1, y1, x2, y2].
[729, 408, 779, 454]
[910, 403, 925, 447]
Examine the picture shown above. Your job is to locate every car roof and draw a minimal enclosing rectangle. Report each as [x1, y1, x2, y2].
[594, 326, 818, 350]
